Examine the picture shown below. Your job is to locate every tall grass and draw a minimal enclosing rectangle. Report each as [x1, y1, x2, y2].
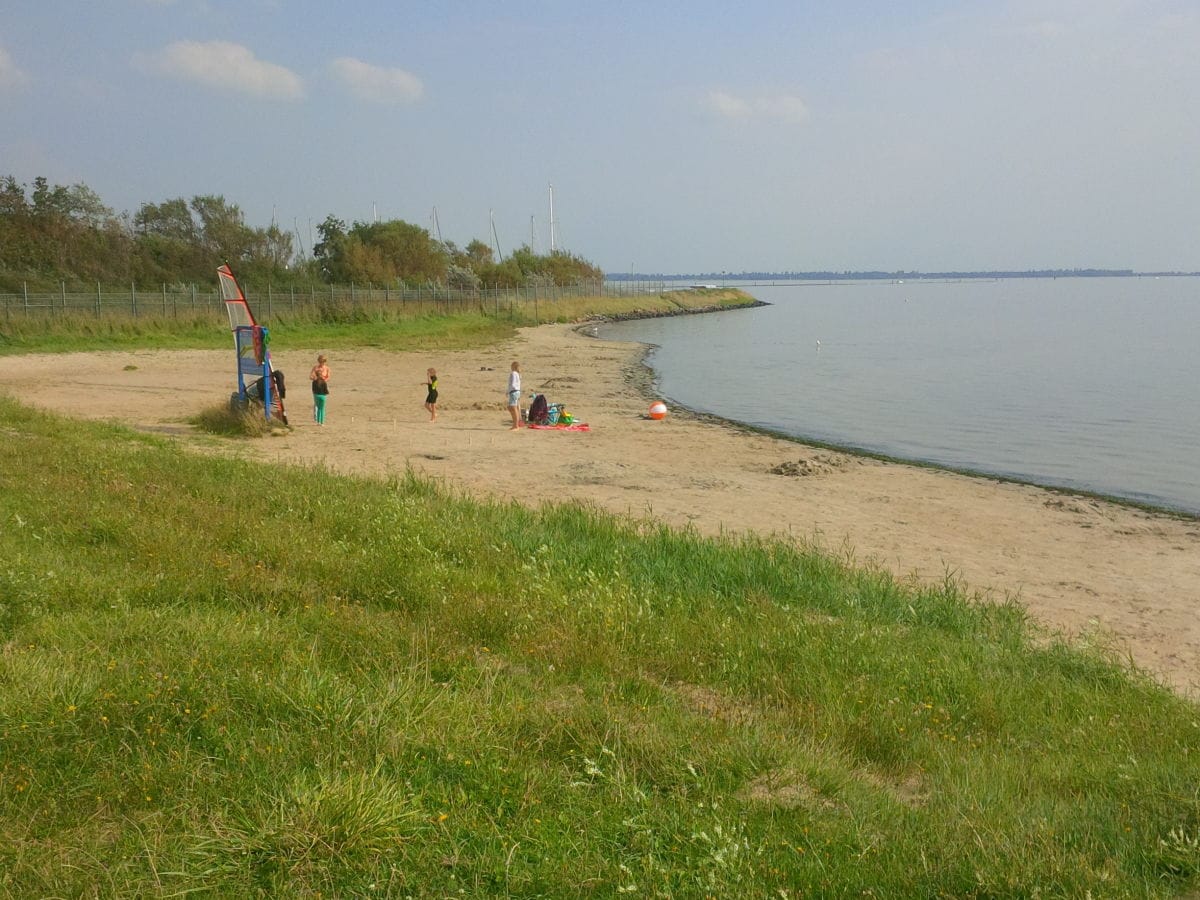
[0, 288, 756, 356]
[190, 402, 283, 437]
[1, 395, 1198, 896]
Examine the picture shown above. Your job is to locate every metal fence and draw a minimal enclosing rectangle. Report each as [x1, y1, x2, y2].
[0, 278, 669, 323]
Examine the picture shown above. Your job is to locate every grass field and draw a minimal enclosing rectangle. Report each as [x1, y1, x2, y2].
[2, 393, 1199, 897]
[0, 288, 756, 356]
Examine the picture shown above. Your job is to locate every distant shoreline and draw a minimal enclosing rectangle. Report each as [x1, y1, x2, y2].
[608, 270, 1200, 282]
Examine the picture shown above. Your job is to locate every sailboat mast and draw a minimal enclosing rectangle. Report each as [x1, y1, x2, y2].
[548, 184, 556, 252]
[490, 209, 503, 260]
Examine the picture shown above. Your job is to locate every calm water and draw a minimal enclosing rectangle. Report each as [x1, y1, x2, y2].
[598, 278, 1200, 515]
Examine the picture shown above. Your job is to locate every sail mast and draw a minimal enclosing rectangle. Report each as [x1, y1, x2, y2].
[490, 209, 503, 260]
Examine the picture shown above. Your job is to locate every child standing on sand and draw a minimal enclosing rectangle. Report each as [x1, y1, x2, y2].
[310, 354, 330, 425]
[506, 361, 522, 430]
[423, 367, 438, 422]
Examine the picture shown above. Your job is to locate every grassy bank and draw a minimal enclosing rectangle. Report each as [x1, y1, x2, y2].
[1, 396, 1199, 896]
[0, 288, 756, 356]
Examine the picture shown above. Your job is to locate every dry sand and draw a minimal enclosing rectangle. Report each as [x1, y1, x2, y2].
[4, 323, 1198, 693]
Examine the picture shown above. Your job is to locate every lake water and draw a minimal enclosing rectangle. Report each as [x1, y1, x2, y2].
[597, 277, 1200, 515]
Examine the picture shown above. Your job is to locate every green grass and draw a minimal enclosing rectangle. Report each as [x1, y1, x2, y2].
[190, 402, 287, 438]
[1, 395, 1199, 897]
[0, 289, 758, 356]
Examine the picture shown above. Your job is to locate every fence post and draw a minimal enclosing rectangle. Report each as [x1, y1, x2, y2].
[24, 281, 29, 315]
[131, 283, 137, 316]
[162, 283, 168, 317]
[267, 281, 273, 318]
[191, 283, 196, 313]
[96, 282, 101, 317]
[61, 281, 66, 315]
[290, 286, 295, 313]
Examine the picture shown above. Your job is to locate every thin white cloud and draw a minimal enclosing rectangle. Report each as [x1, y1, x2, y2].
[134, 40, 304, 100]
[0, 46, 29, 90]
[330, 57, 423, 104]
[706, 90, 809, 124]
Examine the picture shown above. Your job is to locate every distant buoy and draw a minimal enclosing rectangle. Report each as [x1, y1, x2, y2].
[648, 401, 668, 420]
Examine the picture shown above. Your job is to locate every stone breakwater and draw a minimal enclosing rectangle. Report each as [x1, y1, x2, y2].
[582, 299, 769, 324]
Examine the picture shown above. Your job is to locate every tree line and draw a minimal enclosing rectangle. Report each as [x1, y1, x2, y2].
[0, 175, 603, 292]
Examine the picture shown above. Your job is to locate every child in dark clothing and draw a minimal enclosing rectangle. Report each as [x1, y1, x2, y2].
[423, 368, 438, 422]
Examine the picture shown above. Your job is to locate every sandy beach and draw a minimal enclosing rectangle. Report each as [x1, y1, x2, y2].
[4, 322, 1198, 693]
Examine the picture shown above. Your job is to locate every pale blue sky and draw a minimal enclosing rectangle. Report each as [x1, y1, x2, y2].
[2, 1, 1198, 273]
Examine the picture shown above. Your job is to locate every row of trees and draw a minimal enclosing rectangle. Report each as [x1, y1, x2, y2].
[0, 175, 603, 291]
[312, 216, 602, 290]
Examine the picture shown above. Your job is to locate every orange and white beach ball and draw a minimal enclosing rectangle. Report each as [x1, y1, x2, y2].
[648, 401, 668, 420]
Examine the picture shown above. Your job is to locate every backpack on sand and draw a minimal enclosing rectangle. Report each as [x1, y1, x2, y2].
[528, 393, 549, 425]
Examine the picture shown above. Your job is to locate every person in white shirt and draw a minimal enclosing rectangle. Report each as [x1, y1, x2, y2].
[506, 361, 522, 430]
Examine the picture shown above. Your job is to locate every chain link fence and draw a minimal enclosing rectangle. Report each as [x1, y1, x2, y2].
[0, 278, 669, 323]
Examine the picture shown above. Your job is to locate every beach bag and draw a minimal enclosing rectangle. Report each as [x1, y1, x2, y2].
[528, 393, 549, 425]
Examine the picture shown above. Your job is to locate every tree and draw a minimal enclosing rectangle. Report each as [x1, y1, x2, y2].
[348, 220, 448, 284]
[313, 215, 348, 280]
[256, 224, 295, 271]
[315, 218, 449, 284]
[61, 183, 112, 227]
[464, 239, 494, 270]
[0, 176, 29, 217]
[190, 195, 253, 263]
[135, 198, 196, 242]
[506, 244, 603, 286]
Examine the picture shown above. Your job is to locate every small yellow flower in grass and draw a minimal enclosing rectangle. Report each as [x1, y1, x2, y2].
[437, 813, 449, 823]
[67, 705, 77, 713]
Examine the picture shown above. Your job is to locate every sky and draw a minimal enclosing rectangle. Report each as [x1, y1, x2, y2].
[2, 1, 1199, 274]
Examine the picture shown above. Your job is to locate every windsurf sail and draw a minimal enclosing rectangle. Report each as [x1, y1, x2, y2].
[218, 263, 257, 330]
[219, 264, 287, 425]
